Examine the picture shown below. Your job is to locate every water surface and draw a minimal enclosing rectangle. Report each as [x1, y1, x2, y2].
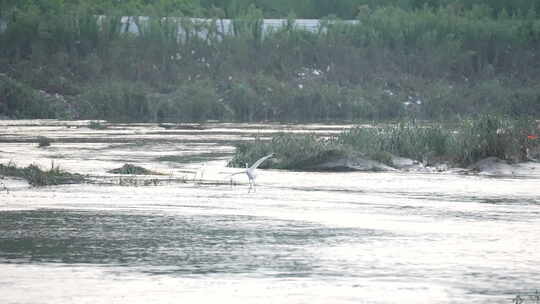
[1, 120, 539, 303]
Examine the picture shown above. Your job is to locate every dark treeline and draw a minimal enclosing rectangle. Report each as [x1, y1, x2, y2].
[2, 0, 540, 18]
[1, 1, 540, 122]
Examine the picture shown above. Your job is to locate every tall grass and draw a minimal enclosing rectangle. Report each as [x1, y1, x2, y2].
[230, 116, 540, 169]
[450, 116, 537, 164]
[343, 116, 539, 166]
[338, 121, 449, 162]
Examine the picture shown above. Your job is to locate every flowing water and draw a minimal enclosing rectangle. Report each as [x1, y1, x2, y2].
[0, 120, 539, 304]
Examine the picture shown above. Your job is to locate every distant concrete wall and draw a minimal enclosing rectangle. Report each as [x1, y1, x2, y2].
[0, 16, 358, 38]
[100, 17, 358, 37]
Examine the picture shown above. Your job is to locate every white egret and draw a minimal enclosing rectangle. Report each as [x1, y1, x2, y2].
[229, 153, 274, 193]
[194, 162, 206, 181]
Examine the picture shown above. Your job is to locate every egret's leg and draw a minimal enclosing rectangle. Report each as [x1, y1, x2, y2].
[248, 179, 253, 193]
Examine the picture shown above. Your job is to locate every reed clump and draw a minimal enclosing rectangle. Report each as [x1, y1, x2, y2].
[229, 134, 350, 169]
[0, 162, 86, 186]
[107, 163, 164, 175]
[37, 136, 52, 147]
[87, 121, 107, 130]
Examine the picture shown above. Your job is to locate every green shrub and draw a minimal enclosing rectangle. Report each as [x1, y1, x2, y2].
[154, 80, 226, 122]
[76, 82, 151, 121]
[0, 74, 50, 117]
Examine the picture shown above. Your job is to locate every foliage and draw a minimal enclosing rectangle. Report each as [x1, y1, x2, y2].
[450, 115, 537, 164]
[343, 116, 539, 165]
[0, 162, 86, 186]
[339, 121, 449, 162]
[76, 82, 151, 121]
[0, 73, 65, 118]
[228, 133, 349, 169]
[88, 121, 107, 129]
[230, 116, 540, 169]
[4, 0, 540, 19]
[0, 2, 540, 122]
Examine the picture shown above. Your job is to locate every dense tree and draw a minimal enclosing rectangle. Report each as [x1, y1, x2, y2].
[2, 0, 540, 18]
[1, 0, 539, 121]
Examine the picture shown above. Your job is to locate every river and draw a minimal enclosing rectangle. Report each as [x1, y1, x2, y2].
[0, 120, 539, 304]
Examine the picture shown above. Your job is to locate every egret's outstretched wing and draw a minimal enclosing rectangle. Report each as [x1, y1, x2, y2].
[228, 170, 247, 177]
[249, 153, 274, 170]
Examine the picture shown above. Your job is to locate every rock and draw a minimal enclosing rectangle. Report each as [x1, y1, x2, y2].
[390, 156, 430, 172]
[435, 163, 449, 172]
[391, 156, 417, 168]
[308, 156, 397, 172]
[468, 157, 515, 175]
[298, 153, 540, 175]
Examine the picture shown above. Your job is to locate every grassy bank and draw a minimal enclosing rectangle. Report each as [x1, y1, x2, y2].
[1, 3, 540, 122]
[229, 116, 540, 169]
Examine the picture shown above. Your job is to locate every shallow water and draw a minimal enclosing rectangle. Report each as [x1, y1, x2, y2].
[1, 120, 539, 304]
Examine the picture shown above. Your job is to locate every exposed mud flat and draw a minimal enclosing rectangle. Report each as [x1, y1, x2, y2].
[1, 120, 539, 304]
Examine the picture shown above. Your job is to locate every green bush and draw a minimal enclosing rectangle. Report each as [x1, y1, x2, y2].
[154, 80, 226, 122]
[0, 73, 68, 118]
[76, 82, 151, 121]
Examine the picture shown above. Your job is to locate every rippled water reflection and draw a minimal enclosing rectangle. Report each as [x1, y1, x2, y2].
[0, 121, 539, 303]
[1, 209, 373, 276]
